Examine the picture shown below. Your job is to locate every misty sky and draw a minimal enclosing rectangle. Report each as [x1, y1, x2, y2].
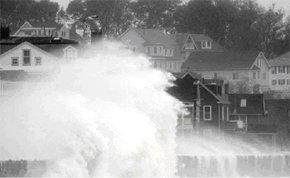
[53, 0, 290, 17]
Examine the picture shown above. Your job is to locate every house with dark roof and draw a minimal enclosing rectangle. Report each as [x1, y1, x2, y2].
[182, 51, 271, 93]
[13, 21, 83, 43]
[228, 94, 290, 148]
[269, 51, 290, 91]
[171, 33, 224, 60]
[119, 28, 183, 73]
[168, 72, 230, 136]
[228, 94, 266, 131]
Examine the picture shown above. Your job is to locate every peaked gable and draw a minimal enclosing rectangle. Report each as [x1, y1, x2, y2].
[183, 35, 198, 50]
[250, 52, 270, 69]
[0, 41, 58, 59]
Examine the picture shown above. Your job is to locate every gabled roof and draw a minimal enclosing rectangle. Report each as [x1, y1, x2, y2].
[228, 94, 265, 115]
[0, 37, 79, 57]
[0, 41, 59, 59]
[170, 72, 230, 104]
[182, 51, 261, 71]
[269, 51, 290, 66]
[133, 28, 175, 48]
[172, 33, 224, 52]
[123, 28, 182, 60]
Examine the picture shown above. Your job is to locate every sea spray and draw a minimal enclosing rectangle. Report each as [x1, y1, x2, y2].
[0, 41, 182, 177]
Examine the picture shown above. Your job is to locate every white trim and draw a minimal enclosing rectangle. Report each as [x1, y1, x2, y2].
[0, 41, 58, 60]
[183, 35, 198, 50]
[13, 21, 32, 35]
[203, 105, 212, 121]
[250, 52, 271, 70]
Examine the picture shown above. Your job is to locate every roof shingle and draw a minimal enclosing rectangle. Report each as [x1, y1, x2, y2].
[182, 51, 261, 71]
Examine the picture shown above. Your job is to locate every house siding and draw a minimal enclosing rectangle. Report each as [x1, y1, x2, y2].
[0, 43, 58, 72]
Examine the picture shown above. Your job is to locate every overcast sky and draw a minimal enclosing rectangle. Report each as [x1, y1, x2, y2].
[53, 0, 290, 17]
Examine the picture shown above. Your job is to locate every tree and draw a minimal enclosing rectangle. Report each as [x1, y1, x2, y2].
[0, 0, 59, 32]
[130, 0, 181, 31]
[66, 0, 134, 37]
[66, 0, 85, 18]
[251, 6, 285, 56]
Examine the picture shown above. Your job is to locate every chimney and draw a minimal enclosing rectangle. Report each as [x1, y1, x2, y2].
[87, 15, 103, 44]
[0, 24, 10, 39]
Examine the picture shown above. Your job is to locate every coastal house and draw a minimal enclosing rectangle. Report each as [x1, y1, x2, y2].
[119, 28, 183, 73]
[172, 33, 224, 60]
[0, 24, 79, 95]
[168, 72, 230, 136]
[228, 94, 290, 148]
[13, 21, 82, 42]
[182, 51, 271, 93]
[269, 51, 290, 91]
[228, 94, 266, 132]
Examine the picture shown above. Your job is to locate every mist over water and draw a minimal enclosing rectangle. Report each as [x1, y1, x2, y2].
[0, 42, 182, 177]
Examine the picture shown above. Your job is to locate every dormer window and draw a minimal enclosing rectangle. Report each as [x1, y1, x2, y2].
[185, 36, 195, 49]
[201, 40, 212, 49]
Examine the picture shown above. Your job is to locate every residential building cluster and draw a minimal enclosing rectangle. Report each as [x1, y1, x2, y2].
[0, 21, 289, 148]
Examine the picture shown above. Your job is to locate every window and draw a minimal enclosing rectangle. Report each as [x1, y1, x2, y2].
[240, 99, 247, 107]
[272, 66, 277, 74]
[147, 47, 150, 54]
[203, 105, 212, 121]
[62, 31, 66, 37]
[279, 66, 285, 73]
[154, 47, 157, 54]
[272, 80, 277, 85]
[206, 41, 211, 48]
[287, 79, 290, 85]
[214, 73, 217, 79]
[253, 72, 257, 79]
[278, 79, 285, 85]
[11, 57, 19, 66]
[35, 57, 42, 66]
[287, 66, 290, 74]
[159, 47, 162, 53]
[233, 72, 239, 80]
[165, 49, 167, 55]
[201, 40, 211, 49]
[23, 49, 31, 66]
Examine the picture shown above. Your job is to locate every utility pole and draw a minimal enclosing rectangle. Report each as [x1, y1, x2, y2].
[195, 80, 201, 134]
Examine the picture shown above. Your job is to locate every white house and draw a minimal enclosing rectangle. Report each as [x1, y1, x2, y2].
[13, 21, 82, 42]
[119, 28, 183, 73]
[182, 51, 271, 93]
[269, 52, 290, 91]
[0, 41, 60, 72]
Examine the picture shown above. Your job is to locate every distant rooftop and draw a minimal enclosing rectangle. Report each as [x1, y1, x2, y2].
[182, 51, 262, 71]
[269, 51, 290, 66]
